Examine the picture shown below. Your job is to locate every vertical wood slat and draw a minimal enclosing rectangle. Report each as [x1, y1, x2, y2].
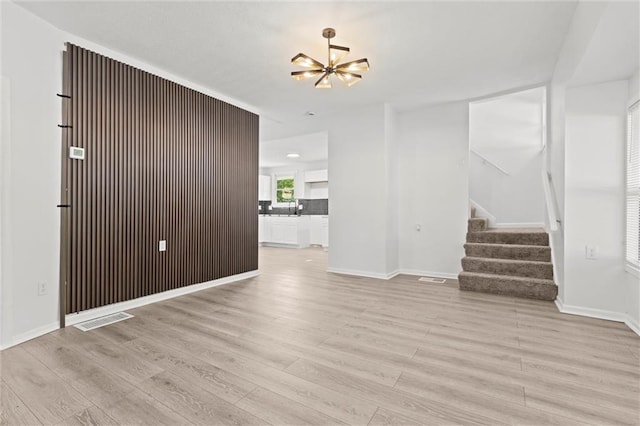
[62, 44, 258, 314]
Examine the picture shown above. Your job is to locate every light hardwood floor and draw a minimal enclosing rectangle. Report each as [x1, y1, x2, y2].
[1, 247, 639, 425]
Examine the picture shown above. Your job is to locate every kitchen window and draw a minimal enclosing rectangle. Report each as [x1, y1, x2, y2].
[627, 100, 639, 273]
[276, 175, 295, 203]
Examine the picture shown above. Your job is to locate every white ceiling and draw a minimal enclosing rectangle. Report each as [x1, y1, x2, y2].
[260, 131, 328, 169]
[18, 1, 578, 138]
[569, 2, 639, 87]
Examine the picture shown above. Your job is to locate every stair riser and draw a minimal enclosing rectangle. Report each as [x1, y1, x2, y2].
[461, 258, 553, 280]
[464, 244, 551, 262]
[467, 219, 488, 233]
[458, 275, 557, 301]
[467, 232, 549, 246]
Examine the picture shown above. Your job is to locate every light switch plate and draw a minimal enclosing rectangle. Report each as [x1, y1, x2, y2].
[159, 240, 167, 252]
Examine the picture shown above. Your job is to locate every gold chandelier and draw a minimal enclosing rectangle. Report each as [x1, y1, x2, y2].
[291, 28, 370, 89]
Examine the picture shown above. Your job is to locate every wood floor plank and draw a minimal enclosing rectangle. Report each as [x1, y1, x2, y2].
[235, 387, 348, 425]
[524, 387, 640, 425]
[54, 406, 119, 426]
[21, 333, 137, 409]
[240, 328, 403, 387]
[140, 371, 264, 426]
[124, 336, 257, 404]
[48, 328, 164, 385]
[103, 389, 193, 425]
[2, 247, 637, 425]
[395, 372, 584, 426]
[191, 347, 378, 425]
[285, 358, 502, 425]
[0, 347, 92, 425]
[0, 380, 41, 426]
[367, 408, 425, 426]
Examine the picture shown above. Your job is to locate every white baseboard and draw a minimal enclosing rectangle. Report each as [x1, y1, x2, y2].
[555, 298, 640, 336]
[327, 267, 400, 280]
[399, 269, 459, 280]
[491, 222, 545, 229]
[0, 270, 259, 351]
[327, 267, 458, 281]
[65, 270, 259, 327]
[625, 315, 640, 336]
[0, 321, 59, 351]
[261, 242, 308, 249]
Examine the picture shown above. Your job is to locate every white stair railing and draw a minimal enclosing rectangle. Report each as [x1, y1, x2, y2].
[542, 170, 561, 232]
[470, 150, 509, 175]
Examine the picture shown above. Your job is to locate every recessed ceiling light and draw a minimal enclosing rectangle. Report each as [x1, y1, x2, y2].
[287, 153, 300, 158]
[304, 111, 315, 116]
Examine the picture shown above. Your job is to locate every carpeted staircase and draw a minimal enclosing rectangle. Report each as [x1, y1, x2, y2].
[458, 208, 558, 301]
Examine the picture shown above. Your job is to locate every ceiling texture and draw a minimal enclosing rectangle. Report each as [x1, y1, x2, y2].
[19, 1, 579, 140]
[259, 131, 328, 169]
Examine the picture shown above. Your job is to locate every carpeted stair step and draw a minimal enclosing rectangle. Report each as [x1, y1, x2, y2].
[466, 228, 549, 246]
[468, 218, 489, 232]
[464, 243, 551, 262]
[458, 271, 557, 301]
[461, 256, 553, 280]
[470, 206, 477, 218]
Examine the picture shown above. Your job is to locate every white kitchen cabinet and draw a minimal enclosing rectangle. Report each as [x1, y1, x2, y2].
[258, 215, 265, 243]
[261, 216, 310, 248]
[304, 169, 328, 183]
[258, 175, 271, 201]
[310, 216, 329, 247]
[321, 216, 329, 247]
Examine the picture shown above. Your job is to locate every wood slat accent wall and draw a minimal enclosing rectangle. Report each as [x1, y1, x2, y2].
[62, 43, 258, 314]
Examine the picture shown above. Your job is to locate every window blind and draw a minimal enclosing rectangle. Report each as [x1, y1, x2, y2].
[627, 101, 639, 268]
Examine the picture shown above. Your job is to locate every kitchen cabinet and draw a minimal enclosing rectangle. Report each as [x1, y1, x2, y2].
[261, 216, 310, 248]
[259, 175, 271, 201]
[304, 169, 328, 183]
[321, 216, 329, 247]
[258, 215, 265, 243]
[310, 216, 329, 247]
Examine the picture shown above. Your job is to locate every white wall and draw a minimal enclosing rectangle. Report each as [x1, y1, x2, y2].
[385, 104, 400, 274]
[564, 80, 635, 323]
[0, 2, 257, 349]
[627, 69, 640, 331]
[469, 88, 545, 225]
[398, 102, 469, 278]
[548, 1, 639, 334]
[327, 104, 394, 278]
[1, 1, 65, 349]
[548, 1, 608, 302]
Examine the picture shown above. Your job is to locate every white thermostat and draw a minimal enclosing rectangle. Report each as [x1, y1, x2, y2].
[69, 146, 85, 160]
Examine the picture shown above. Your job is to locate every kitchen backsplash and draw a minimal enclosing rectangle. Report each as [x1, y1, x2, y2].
[258, 199, 328, 215]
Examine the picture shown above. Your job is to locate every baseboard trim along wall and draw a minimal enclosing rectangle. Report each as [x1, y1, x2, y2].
[327, 268, 458, 281]
[327, 268, 400, 280]
[399, 269, 460, 280]
[0, 270, 259, 351]
[65, 270, 259, 327]
[0, 321, 60, 351]
[555, 298, 640, 336]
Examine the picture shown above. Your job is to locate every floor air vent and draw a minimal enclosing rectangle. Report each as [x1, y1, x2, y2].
[74, 312, 134, 332]
[418, 277, 446, 284]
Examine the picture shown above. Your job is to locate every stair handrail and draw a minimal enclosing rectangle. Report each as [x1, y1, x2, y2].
[470, 150, 510, 175]
[542, 170, 560, 232]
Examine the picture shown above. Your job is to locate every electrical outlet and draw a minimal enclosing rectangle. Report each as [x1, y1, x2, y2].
[159, 240, 167, 252]
[37, 282, 48, 296]
[585, 245, 599, 260]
